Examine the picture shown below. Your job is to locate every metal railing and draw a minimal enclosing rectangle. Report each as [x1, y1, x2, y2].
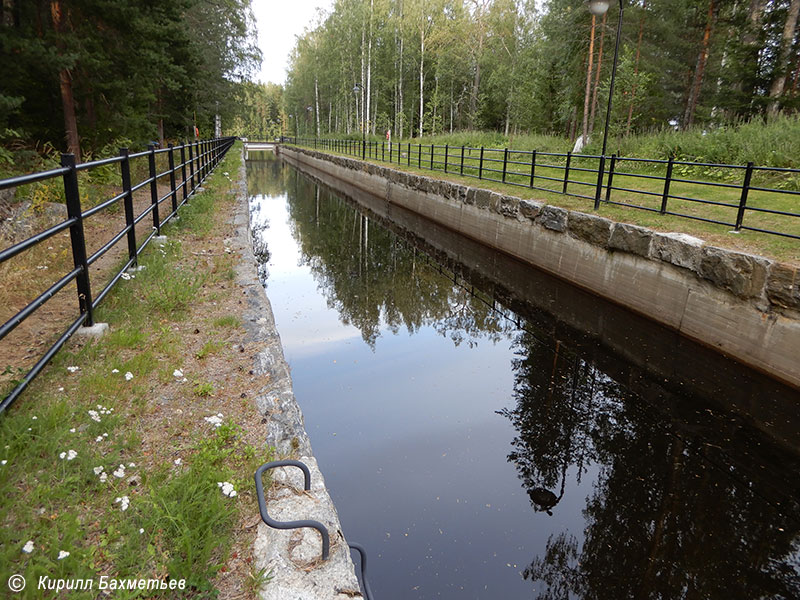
[0, 136, 236, 412]
[283, 136, 800, 241]
[255, 460, 374, 599]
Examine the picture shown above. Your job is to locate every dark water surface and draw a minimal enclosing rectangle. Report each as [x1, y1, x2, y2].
[247, 154, 800, 599]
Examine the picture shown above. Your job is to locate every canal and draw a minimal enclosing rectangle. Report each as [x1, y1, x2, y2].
[246, 153, 800, 599]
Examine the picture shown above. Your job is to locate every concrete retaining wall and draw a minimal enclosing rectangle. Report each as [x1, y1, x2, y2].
[279, 146, 800, 390]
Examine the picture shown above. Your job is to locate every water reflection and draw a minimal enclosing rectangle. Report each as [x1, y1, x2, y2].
[504, 328, 800, 597]
[248, 153, 800, 599]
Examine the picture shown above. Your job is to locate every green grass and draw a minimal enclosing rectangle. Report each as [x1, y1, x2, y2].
[296, 138, 800, 263]
[211, 315, 242, 329]
[0, 143, 272, 598]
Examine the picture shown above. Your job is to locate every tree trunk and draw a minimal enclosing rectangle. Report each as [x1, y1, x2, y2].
[626, 2, 646, 135]
[314, 77, 321, 136]
[50, 0, 81, 159]
[683, 0, 715, 130]
[589, 13, 606, 136]
[419, 23, 424, 138]
[581, 15, 596, 146]
[768, 0, 800, 116]
[367, 0, 373, 134]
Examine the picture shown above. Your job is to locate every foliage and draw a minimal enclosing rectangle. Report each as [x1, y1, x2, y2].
[1, 0, 260, 157]
[284, 0, 800, 147]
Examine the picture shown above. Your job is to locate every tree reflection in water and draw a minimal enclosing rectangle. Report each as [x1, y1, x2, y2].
[256, 159, 800, 598]
[503, 329, 800, 599]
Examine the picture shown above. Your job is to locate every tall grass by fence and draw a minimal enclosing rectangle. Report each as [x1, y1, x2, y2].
[285, 136, 800, 242]
[0, 137, 236, 412]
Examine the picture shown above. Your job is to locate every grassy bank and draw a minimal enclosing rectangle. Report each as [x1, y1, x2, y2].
[0, 145, 273, 598]
[325, 114, 800, 169]
[288, 142, 800, 264]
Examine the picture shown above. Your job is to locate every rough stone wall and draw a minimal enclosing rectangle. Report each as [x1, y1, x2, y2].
[280, 146, 800, 390]
[232, 151, 363, 598]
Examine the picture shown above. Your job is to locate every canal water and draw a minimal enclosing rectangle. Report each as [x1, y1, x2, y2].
[246, 154, 800, 599]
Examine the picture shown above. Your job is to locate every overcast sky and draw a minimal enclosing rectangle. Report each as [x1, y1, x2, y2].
[252, 0, 335, 85]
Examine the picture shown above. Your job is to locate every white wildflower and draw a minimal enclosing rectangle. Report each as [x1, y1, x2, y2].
[31, 416, 37, 420]
[112, 465, 125, 478]
[120, 273, 132, 281]
[111, 368, 119, 374]
[95, 436, 104, 443]
[99, 472, 108, 483]
[139, 528, 144, 534]
[173, 369, 183, 378]
[57, 550, 70, 560]
[174, 458, 182, 465]
[59, 450, 77, 461]
[69, 428, 76, 433]
[217, 481, 237, 497]
[114, 496, 130, 511]
[88, 410, 101, 423]
[67, 366, 80, 373]
[1, 460, 7, 465]
[128, 462, 135, 468]
[93, 466, 104, 475]
[124, 372, 133, 381]
[22, 540, 34, 554]
[204, 415, 223, 428]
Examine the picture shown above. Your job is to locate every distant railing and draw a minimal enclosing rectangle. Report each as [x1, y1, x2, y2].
[282, 136, 800, 241]
[0, 136, 236, 412]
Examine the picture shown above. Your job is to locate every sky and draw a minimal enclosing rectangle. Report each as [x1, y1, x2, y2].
[252, 0, 336, 85]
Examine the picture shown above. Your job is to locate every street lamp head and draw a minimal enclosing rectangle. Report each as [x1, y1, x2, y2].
[587, 0, 610, 16]
[353, 84, 362, 93]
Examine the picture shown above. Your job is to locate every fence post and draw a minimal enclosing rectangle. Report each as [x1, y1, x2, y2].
[418, 144, 422, 168]
[188, 141, 195, 194]
[479, 147, 484, 180]
[594, 155, 606, 210]
[529, 150, 537, 188]
[180, 144, 188, 202]
[444, 144, 448, 174]
[605, 154, 617, 204]
[148, 143, 161, 234]
[168, 143, 178, 214]
[460, 146, 465, 175]
[408, 143, 411, 166]
[735, 161, 755, 230]
[502, 148, 508, 183]
[430, 144, 434, 170]
[119, 148, 137, 267]
[563, 152, 572, 194]
[61, 153, 95, 327]
[660, 156, 674, 214]
[383, 142, 386, 162]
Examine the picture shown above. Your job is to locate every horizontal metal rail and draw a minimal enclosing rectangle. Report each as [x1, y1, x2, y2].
[0, 136, 236, 412]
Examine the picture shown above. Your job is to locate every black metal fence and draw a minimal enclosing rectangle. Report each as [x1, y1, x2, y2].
[284, 136, 800, 241]
[0, 136, 236, 412]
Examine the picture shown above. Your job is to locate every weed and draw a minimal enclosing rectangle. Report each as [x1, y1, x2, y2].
[193, 381, 215, 397]
[246, 565, 274, 595]
[196, 338, 224, 360]
[212, 315, 241, 329]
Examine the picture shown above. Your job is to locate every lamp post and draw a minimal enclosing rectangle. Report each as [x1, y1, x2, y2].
[353, 83, 366, 159]
[588, 0, 624, 209]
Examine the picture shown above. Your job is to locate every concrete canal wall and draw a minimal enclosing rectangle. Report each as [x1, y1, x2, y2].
[279, 146, 800, 391]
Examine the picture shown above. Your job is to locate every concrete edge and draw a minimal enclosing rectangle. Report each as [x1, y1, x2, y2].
[280, 146, 800, 390]
[230, 149, 363, 598]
